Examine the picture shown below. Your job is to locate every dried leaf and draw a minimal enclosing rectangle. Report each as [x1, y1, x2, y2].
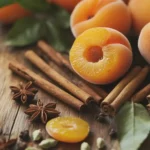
[116, 102, 150, 150]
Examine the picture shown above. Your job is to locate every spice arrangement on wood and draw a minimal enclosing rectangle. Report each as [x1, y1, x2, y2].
[1, 0, 150, 149]
[9, 62, 85, 111]
[7, 39, 150, 150]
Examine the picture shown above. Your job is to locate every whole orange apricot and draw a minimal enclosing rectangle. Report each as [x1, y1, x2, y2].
[69, 27, 133, 84]
[138, 23, 150, 64]
[0, 3, 31, 24]
[47, 0, 81, 11]
[71, 0, 131, 37]
[128, 0, 150, 34]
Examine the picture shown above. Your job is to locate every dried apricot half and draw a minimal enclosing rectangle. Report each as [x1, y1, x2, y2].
[46, 117, 90, 143]
[69, 27, 132, 84]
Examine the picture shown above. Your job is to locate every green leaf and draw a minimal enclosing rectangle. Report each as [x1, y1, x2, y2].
[116, 102, 150, 150]
[0, 0, 16, 7]
[49, 5, 70, 28]
[17, 0, 51, 12]
[5, 4, 74, 52]
[6, 17, 42, 46]
[44, 19, 73, 52]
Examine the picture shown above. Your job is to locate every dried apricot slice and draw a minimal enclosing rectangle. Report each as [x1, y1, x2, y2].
[46, 117, 90, 143]
[69, 27, 132, 84]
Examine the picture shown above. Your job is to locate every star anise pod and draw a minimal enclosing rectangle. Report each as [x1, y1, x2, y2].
[24, 99, 60, 124]
[10, 81, 38, 104]
[0, 136, 17, 150]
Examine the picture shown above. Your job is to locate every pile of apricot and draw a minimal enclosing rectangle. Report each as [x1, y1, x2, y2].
[69, 0, 150, 84]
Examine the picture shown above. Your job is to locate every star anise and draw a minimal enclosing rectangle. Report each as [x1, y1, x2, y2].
[24, 99, 60, 124]
[10, 81, 38, 104]
[0, 136, 17, 150]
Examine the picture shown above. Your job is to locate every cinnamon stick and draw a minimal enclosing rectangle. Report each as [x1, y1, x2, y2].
[87, 84, 108, 98]
[101, 66, 142, 114]
[132, 84, 150, 103]
[38, 40, 62, 66]
[110, 66, 149, 115]
[38, 40, 107, 100]
[56, 52, 74, 72]
[25, 50, 93, 104]
[9, 62, 85, 111]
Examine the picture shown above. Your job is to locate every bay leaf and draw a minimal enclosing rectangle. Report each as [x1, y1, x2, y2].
[45, 19, 74, 52]
[116, 102, 150, 150]
[5, 4, 73, 52]
[49, 4, 70, 28]
[6, 17, 42, 46]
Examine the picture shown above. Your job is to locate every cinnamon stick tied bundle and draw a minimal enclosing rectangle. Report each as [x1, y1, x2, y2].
[132, 84, 150, 103]
[101, 66, 142, 115]
[38, 40, 107, 102]
[25, 50, 93, 104]
[9, 62, 85, 111]
[101, 66, 149, 116]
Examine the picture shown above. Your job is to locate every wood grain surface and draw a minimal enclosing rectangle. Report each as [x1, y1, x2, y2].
[0, 27, 149, 150]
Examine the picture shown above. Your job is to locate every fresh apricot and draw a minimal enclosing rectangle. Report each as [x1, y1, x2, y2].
[71, 0, 131, 37]
[47, 0, 81, 12]
[46, 117, 90, 143]
[0, 3, 31, 24]
[69, 27, 133, 84]
[128, 0, 150, 34]
[138, 23, 150, 64]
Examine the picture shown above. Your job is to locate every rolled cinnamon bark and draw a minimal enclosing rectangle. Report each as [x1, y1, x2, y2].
[101, 66, 142, 115]
[73, 80, 102, 103]
[132, 84, 150, 103]
[38, 40, 62, 66]
[9, 62, 85, 111]
[87, 84, 108, 98]
[110, 66, 149, 115]
[38, 40, 107, 100]
[56, 52, 74, 72]
[25, 50, 93, 104]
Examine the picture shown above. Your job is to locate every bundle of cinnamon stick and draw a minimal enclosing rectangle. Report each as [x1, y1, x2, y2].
[9, 41, 150, 114]
[9, 41, 108, 111]
[101, 66, 149, 116]
[38, 40, 108, 99]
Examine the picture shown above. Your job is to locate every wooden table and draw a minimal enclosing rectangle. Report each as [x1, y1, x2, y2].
[0, 27, 149, 150]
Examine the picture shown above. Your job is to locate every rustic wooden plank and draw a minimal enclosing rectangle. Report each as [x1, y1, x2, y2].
[0, 27, 149, 150]
[0, 45, 22, 140]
